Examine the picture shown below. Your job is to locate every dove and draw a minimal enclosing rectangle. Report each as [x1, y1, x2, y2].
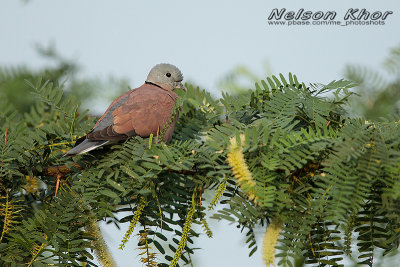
[63, 63, 185, 156]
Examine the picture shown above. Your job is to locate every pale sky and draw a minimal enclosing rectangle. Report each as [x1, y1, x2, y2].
[1, 0, 399, 266]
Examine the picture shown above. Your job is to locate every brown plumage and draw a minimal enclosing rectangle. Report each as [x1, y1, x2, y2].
[64, 63, 185, 156]
[87, 84, 178, 141]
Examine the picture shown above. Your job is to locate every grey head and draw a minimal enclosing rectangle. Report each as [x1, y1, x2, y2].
[146, 63, 186, 91]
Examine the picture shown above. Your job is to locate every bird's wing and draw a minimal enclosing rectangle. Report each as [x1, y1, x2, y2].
[87, 83, 178, 141]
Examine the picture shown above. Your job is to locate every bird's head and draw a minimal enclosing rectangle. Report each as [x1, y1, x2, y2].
[146, 63, 186, 91]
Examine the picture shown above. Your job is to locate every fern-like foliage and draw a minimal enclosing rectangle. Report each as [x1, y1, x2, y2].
[1, 69, 400, 267]
[346, 43, 400, 120]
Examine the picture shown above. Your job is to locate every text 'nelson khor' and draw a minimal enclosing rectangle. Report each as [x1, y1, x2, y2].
[268, 8, 393, 21]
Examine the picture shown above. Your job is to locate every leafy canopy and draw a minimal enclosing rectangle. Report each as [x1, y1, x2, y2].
[1, 70, 400, 267]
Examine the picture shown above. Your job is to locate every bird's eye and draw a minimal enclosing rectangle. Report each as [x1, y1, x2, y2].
[166, 73, 171, 77]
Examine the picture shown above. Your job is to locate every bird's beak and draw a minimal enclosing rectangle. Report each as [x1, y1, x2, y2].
[175, 82, 187, 91]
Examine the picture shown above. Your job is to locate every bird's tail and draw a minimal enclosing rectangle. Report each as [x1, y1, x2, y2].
[63, 139, 109, 157]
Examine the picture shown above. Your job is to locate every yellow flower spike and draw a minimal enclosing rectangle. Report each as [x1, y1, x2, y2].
[86, 217, 116, 267]
[170, 190, 197, 267]
[262, 217, 283, 267]
[208, 176, 228, 210]
[119, 196, 147, 250]
[227, 134, 258, 203]
[201, 218, 213, 238]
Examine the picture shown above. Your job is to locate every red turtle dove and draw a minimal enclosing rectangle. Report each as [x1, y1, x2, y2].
[64, 63, 185, 156]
